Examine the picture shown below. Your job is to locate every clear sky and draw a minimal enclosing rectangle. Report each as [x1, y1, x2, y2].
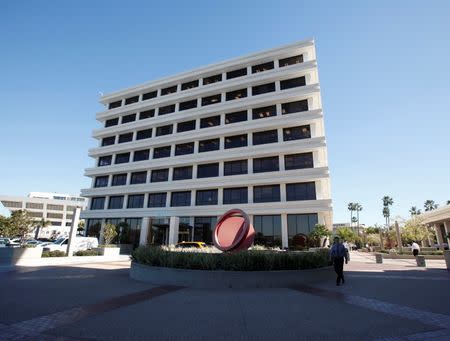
[1, 0, 449, 225]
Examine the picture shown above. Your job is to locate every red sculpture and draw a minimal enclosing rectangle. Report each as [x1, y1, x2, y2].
[213, 209, 255, 252]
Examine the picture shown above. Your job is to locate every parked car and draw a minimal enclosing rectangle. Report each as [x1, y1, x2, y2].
[0, 238, 8, 248]
[175, 241, 207, 249]
[6, 238, 21, 248]
[43, 236, 98, 253]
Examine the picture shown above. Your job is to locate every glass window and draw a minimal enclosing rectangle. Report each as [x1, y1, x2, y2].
[130, 171, 147, 184]
[171, 191, 191, 207]
[177, 120, 196, 133]
[252, 105, 277, 120]
[105, 118, 119, 127]
[225, 134, 247, 149]
[181, 80, 199, 91]
[279, 55, 303, 67]
[253, 156, 279, 173]
[252, 61, 274, 73]
[199, 138, 219, 152]
[137, 128, 152, 140]
[151, 169, 169, 182]
[123, 218, 142, 248]
[118, 132, 133, 143]
[47, 204, 64, 211]
[122, 113, 136, 124]
[102, 136, 115, 146]
[253, 215, 282, 247]
[252, 82, 275, 96]
[112, 173, 127, 186]
[223, 187, 247, 204]
[280, 76, 306, 90]
[196, 189, 218, 206]
[127, 194, 144, 208]
[1, 201, 22, 208]
[224, 160, 247, 176]
[253, 185, 280, 203]
[26, 202, 44, 209]
[90, 197, 105, 210]
[283, 125, 311, 141]
[288, 213, 318, 249]
[175, 142, 194, 156]
[194, 216, 217, 244]
[203, 74, 222, 85]
[161, 85, 177, 96]
[108, 100, 122, 110]
[94, 176, 109, 188]
[227, 68, 247, 79]
[156, 124, 173, 136]
[139, 109, 155, 120]
[86, 219, 102, 238]
[158, 104, 175, 115]
[98, 155, 112, 167]
[282, 100, 309, 114]
[125, 95, 139, 105]
[148, 193, 167, 208]
[173, 166, 193, 181]
[197, 163, 219, 178]
[153, 146, 171, 159]
[253, 130, 278, 145]
[226, 88, 247, 101]
[179, 99, 197, 111]
[115, 152, 130, 164]
[142, 91, 157, 100]
[47, 213, 63, 219]
[202, 94, 221, 106]
[108, 196, 124, 209]
[286, 182, 316, 201]
[284, 153, 314, 170]
[225, 110, 247, 124]
[200, 115, 220, 128]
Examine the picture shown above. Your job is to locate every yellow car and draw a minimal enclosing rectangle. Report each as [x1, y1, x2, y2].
[175, 241, 207, 249]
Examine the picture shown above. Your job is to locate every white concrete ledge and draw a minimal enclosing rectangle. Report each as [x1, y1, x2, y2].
[14, 254, 130, 267]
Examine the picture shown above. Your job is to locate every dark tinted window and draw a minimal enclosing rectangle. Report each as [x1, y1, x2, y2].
[108, 100, 122, 110]
[200, 116, 220, 128]
[133, 149, 149, 162]
[284, 153, 314, 170]
[171, 191, 191, 207]
[91, 197, 105, 210]
[224, 160, 247, 176]
[225, 110, 247, 124]
[199, 138, 220, 152]
[125, 96, 139, 105]
[253, 130, 278, 145]
[280, 76, 306, 90]
[136, 128, 152, 140]
[225, 134, 247, 149]
[253, 156, 279, 173]
[226, 88, 247, 101]
[127, 194, 144, 208]
[108, 196, 124, 209]
[252, 105, 277, 120]
[203, 74, 222, 85]
[142, 91, 157, 100]
[223, 187, 247, 204]
[158, 104, 175, 115]
[253, 185, 280, 203]
[102, 136, 115, 146]
[175, 142, 194, 156]
[161, 85, 177, 96]
[287, 213, 318, 248]
[197, 163, 219, 178]
[227, 68, 247, 79]
[148, 193, 167, 207]
[196, 189, 218, 206]
[173, 166, 192, 181]
[105, 118, 119, 127]
[156, 124, 173, 136]
[254, 215, 282, 247]
[112, 173, 127, 186]
[279, 55, 303, 67]
[202, 94, 221, 106]
[139, 109, 155, 120]
[151, 169, 169, 182]
[130, 171, 147, 184]
[252, 61, 274, 73]
[179, 99, 197, 111]
[252, 82, 275, 96]
[177, 120, 196, 132]
[153, 146, 171, 159]
[115, 153, 130, 164]
[98, 155, 112, 167]
[283, 125, 311, 141]
[118, 132, 133, 143]
[94, 176, 109, 188]
[282, 100, 309, 114]
[122, 113, 136, 124]
[286, 182, 316, 201]
[181, 80, 199, 90]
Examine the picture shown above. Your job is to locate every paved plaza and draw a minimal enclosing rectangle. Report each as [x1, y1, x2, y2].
[0, 252, 449, 341]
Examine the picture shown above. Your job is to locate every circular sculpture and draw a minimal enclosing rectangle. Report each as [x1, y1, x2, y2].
[213, 209, 255, 252]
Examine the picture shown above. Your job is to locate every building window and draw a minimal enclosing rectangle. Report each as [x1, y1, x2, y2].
[196, 189, 218, 206]
[286, 182, 316, 201]
[127, 194, 144, 209]
[223, 187, 247, 204]
[90, 197, 105, 210]
[148, 193, 167, 208]
[171, 191, 191, 207]
[151, 169, 169, 182]
[98, 155, 112, 167]
[130, 171, 147, 185]
[179, 99, 197, 111]
[226, 68, 247, 79]
[181, 80, 199, 90]
[125, 95, 139, 105]
[283, 125, 311, 141]
[226, 88, 247, 101]
[158, 104, 175, 115]
[102, 136, 115, 146]
[194, 216, 216, 244]
[252, 105, 277, 120]
[202, 94, 221, 106]
[26, 202, 44, 209]
[47, 204, 64, 211]
[279, 55, 303, 67]
[111, 173, 127, 186]
[153, 146, 171, 159]
[282, 100, 309, 114]
[66, 206, 77, 212]
[253, 185, 280, 203]
[139, 109, 155, 120]
[1, 201, 22, 208]
[252, 61, 274, 73]
[47, 213, 63, 219]
[200, 115, 220, 128]
[252, 82, 275, 96]
[156, 124, 173, 136]
[115, 152, 130, 164]
[118, 132, 133, 143]
[173, 166, 193, 181]
[122, 113, 136, 124]
[28, 212, 43, 218]
[108, 100, 122, 110]
[225, 134, 247, 149]
[253, 156, 279, 173]
[253, 215, 282, 247]
[199, 138, 219, 152]
[288, 213, 317, 248]
[142, 91, 157, 100]
[108, 196, 124, 209]
[225, 110, 247, 124]
[105, 118, 119, 127]
[280, 76, 306, 90]
[197, 163, 219, 178]
[253, 130, 278, 145]
[284, 153, 314, 170]
[177, 120, 196, 133]
[94, 176, 109, 188]
[224, 160, 247, 176]
[203, 74, 222, 85]
[137, 128, 152, 140]
[175, 142, 194, 156]
[161, 85, 177, 96]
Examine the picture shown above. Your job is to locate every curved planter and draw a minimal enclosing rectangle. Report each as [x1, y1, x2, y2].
[130, 262, 333, 289]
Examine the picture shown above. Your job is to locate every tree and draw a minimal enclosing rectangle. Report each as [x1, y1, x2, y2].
[34, 218, 51, 240]
[102, 223, 118, 245]
[365, 226, 380, 234]
[366, 233, 381, 246]
[347, 202, 356, 227]
[424, 200, 438, 212]
[77, 220, 85, 235]
[308, 224, 331, 247]
[336, 227, 357, 243]
[401, 216, 429, 245]
[382, 196, 394, 229]
[354, 203, 363, 236]
[446, 200, 450, 205]
[409, 206, 421, 216]
[0, 214, 10, 237]
[8, 210, 35, 241]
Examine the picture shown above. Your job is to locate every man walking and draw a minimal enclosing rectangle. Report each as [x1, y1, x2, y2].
[330, 236, 349, 286]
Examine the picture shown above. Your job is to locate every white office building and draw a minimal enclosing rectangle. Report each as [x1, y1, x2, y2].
[81, 39, 332, 249]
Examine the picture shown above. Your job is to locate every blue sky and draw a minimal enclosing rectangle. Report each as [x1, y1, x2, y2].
[1, 0, 449, 225]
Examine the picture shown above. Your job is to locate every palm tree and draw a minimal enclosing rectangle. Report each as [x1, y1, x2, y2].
[424, 200, 438, 212]
[354, 203, 363, 236]
[409, 206, 420, 216]
[35, 218, 51, 239]
[446, 200, 450, 205]
[347, 202, 355, 227]
[382, 196, 393, 229]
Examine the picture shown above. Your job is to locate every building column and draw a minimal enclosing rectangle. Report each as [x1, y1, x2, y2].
[168, 216, 180, 245]
[139, 217, 150, 246]
[281, 213, 289, 249]
[435, 223, 444, 249]
[444, 221, 450, 245]
[67, 207, 81, 257]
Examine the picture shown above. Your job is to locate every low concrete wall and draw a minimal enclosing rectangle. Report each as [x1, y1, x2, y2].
[130, 262, 334, 289]
[379, 254, 443, 260]
[0, 247, 43, 266]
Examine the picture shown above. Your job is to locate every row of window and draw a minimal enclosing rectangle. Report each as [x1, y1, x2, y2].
[93, 152, 314, 188]
[104, 78, 308, 128]
[107, 55, 304, 110]
[101, 99, 309, 147]
[1, 201, 78, 212]
[90, 181, 317, 210]
[97, 125, 311, 167]
[17, 211, 73, 220]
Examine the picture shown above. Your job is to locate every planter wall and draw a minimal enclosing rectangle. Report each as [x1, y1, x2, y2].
[444, 250, 450, 270]
[98, 247, 121, 256]
[0, 247, 43, 266]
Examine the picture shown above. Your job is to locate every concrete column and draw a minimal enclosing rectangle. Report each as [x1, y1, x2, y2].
[444, 221, 450, 244]
[218, 188, 223, 205]
[139, 217, 150, 246]
[248, 186, 254, 204]
[66, 207, 81, 257]
[281, 213, 288, 249]
[280, 183, 287, 202]
[435, 223, 445, 249]
[168, 216, 180, 245]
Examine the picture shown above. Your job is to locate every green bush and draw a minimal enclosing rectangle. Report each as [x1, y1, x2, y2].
[74, 249, 100, 256]
[132, 246, 331, 271]
[42, 250, 66, 257]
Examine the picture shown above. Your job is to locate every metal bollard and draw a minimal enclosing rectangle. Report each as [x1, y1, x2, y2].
[416, 255, 426, 267]
[375, 253, 383, 264]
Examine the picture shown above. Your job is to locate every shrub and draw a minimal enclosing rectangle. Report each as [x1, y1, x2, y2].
[42, 250, 66, 257]
[132, 246, 331, 271]
[103, 223, 118, 245]
[74, 249, 100, 256]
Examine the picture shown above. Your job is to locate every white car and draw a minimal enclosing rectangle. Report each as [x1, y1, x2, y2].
[43, 236, 98, 253]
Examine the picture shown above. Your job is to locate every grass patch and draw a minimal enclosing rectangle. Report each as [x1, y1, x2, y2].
[42, 250, 66, 257]
[74, 249, 101, 256]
